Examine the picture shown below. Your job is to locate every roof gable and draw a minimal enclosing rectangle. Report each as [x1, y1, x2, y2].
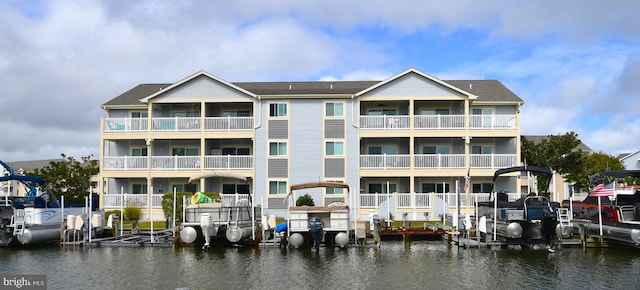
[140, 71, 256, 103]
[355, 68, 478, 100]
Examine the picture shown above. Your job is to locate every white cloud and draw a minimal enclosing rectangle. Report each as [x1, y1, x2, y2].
[2, 0, 640, 161]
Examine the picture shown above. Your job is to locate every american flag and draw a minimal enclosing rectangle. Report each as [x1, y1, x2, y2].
[591, 182, 615, 197]
[464, 168, 470, 192]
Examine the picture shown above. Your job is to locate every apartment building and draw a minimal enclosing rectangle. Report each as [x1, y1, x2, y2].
[99, 68, 524, 222]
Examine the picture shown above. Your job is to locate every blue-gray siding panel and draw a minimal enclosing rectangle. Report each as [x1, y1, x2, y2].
[152, 75, 253, 101]
[362, 73, 464, 97]
[289, 99, 324, 184]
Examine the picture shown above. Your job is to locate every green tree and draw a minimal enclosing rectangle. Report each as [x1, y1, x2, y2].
[522, 132, 587, 192]
[522, 132, 624, 192]
[25, 154, 98, 205]
[296, 194, 315, 206]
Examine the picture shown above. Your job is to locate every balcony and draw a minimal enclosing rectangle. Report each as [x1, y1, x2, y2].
[103, 116, 254, 133]
[102, 193, 164, 209]
[470, 154, 517, 168]
[469, 115, 516, 130]
[103, 155, 254, 171]
[414, 154, 465, 169]
[360, 115, 410, 130]
[359, 192, 518, 209]
[360, 154, 410, 169]
[414, 115, 465, 130]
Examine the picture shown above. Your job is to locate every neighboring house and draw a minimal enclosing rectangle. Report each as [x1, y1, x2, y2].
[521, 135, 593, 201]
[619, 151, 640, 170]
[1, 159, 62, 196]
[99, 68, 524, 221]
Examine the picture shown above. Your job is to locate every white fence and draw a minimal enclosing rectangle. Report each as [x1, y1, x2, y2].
[102, 194, 164, 209]
[103, 155, 254, 171]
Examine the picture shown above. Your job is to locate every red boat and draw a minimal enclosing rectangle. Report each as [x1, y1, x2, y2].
[561, 170, 640, 248]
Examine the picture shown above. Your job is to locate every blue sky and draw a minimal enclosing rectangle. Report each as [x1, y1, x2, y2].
[1, 1, 640, 162]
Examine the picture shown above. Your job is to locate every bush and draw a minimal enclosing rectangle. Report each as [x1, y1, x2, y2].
[123, 206, 142, 221]
[296, 194, 315, 206]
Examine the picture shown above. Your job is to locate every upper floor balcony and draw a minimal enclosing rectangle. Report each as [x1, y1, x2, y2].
[103, 117, 254, 133]
[359, 115, 517, 130]
[102, 155, 253, 171]
[360, 153, 517, 170]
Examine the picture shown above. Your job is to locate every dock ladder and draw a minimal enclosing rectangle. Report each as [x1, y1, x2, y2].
[12, 209, 26, 236]
[556, 208, 572, 238]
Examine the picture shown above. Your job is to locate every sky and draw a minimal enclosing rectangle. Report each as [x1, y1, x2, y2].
[1, 0, 640, 162]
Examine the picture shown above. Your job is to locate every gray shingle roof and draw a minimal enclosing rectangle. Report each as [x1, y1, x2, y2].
[522, 135, 592, 153]
[102, 77, 523, 108]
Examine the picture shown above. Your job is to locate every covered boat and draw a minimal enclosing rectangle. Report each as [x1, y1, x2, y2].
[179, 171, 261, 249]
[284, 181, 351, 249]
[477, 166, 560, 246]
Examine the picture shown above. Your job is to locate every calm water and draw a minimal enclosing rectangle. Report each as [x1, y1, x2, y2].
[1, 241, 639, 290]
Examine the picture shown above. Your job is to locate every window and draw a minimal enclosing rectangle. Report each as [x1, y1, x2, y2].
[421, 108, 449, 115]
[269, 103, 287, 117]
[173, 184, 197, 193]
[131, 111, 148, 118]
[368, 146, 396, 155]
[422, 146, 449, 154]
[131, 147, 147, 156]
[368, 109, 396, 115]
[325, 103, 344, 117]
[223, 110, 251, 117]
[471, 145, 493, 154]
[326, 181, 344, 194]
[269, 142, 287, 156]
[472, 108, 493, 127]
[326, 141, 344, 156]
[422, 183, 450, 193]
[172, 147, 199, 156]
[222, 147, 250, 155]
[132, 184, 147, 195]
[368, 183, 397, 194]
[472, 183, 492, 193]
[222, 184, 249, 194]
[269, 181, 287, 195]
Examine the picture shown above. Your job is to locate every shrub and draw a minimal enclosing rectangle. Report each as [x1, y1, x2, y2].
[296, 194, 315, 206]
[123, 206, 142, 221]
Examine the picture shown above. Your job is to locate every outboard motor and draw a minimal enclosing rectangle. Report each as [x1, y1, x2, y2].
[309, 217, 324, 250]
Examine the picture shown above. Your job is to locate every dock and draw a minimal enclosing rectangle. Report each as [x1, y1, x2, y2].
[62, 229, 175, 248]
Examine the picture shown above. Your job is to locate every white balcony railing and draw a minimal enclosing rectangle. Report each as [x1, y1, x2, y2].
[102, 193, 164, 209]
[414, 115, 465, 129]
[103, 117, 253, 133]
[469, 115, 516, 130]
[470, 154, 517, 168]
[359, 192, 519, 209]
[103, 156, 147, 170]
[414, 154, 465, 169]
[104, 118, 148, 132]
[205, 117, 253, 131]
[104, 114, 516, 132]
[360, 154, 410, 169]
[360, 115, 410, 129]
[102, 155, 254, 171]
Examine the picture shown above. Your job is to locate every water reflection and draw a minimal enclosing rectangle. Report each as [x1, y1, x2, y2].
[0, 242, 639, 289]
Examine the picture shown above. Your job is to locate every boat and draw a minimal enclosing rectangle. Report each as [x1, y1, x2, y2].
[179, 171, 261, 249]
[0, 160, 101, 246]
[284, 181, 351, 249]
[561, 170, 640, 248]
[476, 166, 561, 245]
